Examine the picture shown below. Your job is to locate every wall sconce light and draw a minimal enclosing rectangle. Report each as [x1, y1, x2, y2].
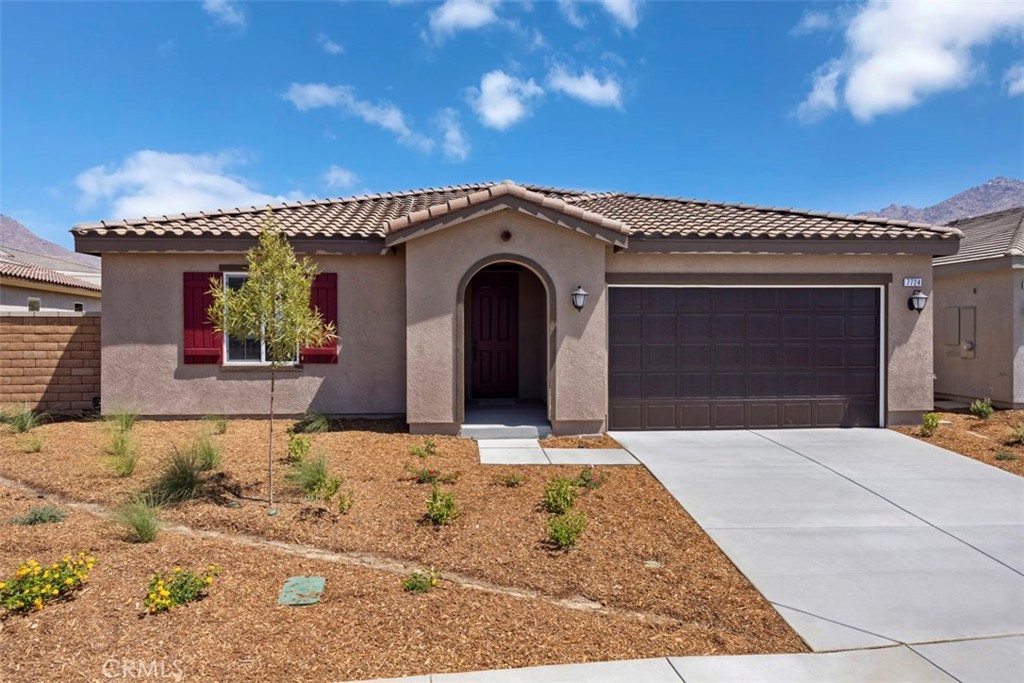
[908, 289, 928, 313]
[571, 285, 588, 312]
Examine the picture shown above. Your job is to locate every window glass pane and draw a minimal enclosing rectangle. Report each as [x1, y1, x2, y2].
[27, 298, 40, 311]
[224, 274, 261, 362]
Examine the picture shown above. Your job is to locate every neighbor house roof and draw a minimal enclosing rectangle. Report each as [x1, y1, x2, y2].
[934, 207, 1024, 266]
[0, 255, 102, 292]
[71, 180, 961, 247]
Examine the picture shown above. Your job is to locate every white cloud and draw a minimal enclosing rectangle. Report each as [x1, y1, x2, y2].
[317, 32, 344, 55]
[796, 60, 842, 124]
[75, 150, 299, 219]
[468, 70, 544, 130]
[547, 64, 622, 108]
[283, 83, 435, 153]
[202, 0, 246, 28]
[156, 40, 175, 58]
[323, 165, 358, 191]
[790, 10, 833, 36]
[436, 108, 471, 162]
[1004, 63, 1024, 96]
[426, 0, 502, 42]
[559, 0, 586, 28]
[599, 0, 641, 30]
[797, 0, 1024, 123]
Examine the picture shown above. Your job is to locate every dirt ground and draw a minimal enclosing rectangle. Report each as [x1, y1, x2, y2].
[893, 409, 1024, 477]
[0, 418, 805, 682]
[539, 434, 622, 449]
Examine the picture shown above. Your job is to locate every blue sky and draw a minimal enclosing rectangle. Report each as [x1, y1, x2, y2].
[2, 0, 1023, 248]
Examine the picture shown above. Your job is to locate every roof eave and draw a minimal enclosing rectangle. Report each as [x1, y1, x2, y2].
[73, 234, 387, 256]
[622, 235, 960, 256]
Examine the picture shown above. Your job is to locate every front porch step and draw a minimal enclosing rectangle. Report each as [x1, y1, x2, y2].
[459, 403, 552, 440]
[459, 423, 552, 440]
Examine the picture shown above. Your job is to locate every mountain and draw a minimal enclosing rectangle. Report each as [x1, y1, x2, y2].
[0, 214, 100, 270]
[861, 177, 1024, 225]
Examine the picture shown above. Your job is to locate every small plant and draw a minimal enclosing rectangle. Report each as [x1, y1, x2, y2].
[106, 428, 139, 477]
[576, 465, 607, 490]
[547, 511, 586, 550]
[493, 472, 525, 488]
[19, 434, 44, 453]
[426, 484, 460, 526]
[292, 411, 330, 434]
[0, 552, 95, 613]
[404, 463, 458, 485]
[8, 505, 67, 526]
[286, 433, 312, 463]
[337, 490, 355, 514]
[287, 453, 332, 496]
[402, 567, 441, 593]
[1010, 425, 1024, 446]
[3, 406, 46, 433]
[113, 495, 161, 543]
[108, 408, 138, 433]
[542, 477, 580, 514]
[920, 412, 942, 437]
[994, 451, 1018, 462]
[410, 437, 438, 458]
[144, 565, 221, 614]
[205, 415, 228, 435]
[148, 449, 204, 505]
[970, 397, 994, 420]
[192, 432, 222, 471]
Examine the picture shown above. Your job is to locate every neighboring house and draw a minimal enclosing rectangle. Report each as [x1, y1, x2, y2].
[73, 181, 960, 433]
[0, 250, 101, 312]
[932, 207, 1024, 408]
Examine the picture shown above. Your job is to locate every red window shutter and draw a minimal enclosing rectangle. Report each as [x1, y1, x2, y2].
[301, 272, 338, 364]
[183, 272, 223, 364]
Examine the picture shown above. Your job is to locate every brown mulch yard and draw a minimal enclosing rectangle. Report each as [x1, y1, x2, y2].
[539, 433, 622, 449]
[0, 418, 805, 681]
[893, 409, 1024, 477]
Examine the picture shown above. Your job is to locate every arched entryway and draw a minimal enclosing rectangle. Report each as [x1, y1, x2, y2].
[455, 257, 555, 427]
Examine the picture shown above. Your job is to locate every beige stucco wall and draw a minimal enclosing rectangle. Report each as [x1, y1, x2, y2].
[1016, 268, 1024, 406]
[404, 210, 608, 433]
[933, 265, 1019, 407]
[1, 283, 100, 312]
[100, 252, 405, 416]
[606, 253, 936, 423]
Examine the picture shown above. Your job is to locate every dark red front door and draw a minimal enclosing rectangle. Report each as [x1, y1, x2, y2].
[471, 272, 518, 397]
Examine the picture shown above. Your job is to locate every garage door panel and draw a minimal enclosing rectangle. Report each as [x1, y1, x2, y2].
[608, 286, 881, 430]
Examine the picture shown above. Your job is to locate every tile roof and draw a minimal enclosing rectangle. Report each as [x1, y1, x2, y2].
[934, 207, 1024, 266]
[0, 255, 102, 292]
[72, 180, 960, 245]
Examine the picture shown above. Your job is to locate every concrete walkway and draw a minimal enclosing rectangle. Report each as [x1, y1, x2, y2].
[477, 438, 638, 465]
[610, 429, 1024, 652]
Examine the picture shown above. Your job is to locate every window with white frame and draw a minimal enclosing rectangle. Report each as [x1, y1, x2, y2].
[222, 273, 297, 365]
[74, 302, 84, 312]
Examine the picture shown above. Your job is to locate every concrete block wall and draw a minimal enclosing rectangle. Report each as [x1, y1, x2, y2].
[0, 312, 101, 412]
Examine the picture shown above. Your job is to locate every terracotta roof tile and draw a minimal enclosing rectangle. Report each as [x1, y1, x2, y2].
[935, 207, 1024, 265]
[0, 256, 101, 292]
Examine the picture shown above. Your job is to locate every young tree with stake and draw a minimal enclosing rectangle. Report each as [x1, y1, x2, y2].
[208, 215, 335, 510]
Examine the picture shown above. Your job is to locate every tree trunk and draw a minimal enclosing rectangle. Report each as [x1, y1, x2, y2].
[269, 366, 275, 508]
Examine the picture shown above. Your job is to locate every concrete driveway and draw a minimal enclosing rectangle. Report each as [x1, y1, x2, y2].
[610, 428, 1024, 657]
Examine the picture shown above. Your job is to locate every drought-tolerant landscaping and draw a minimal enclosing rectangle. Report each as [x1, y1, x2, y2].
[0, 415, 805, 680]
[895, 408, 1024, 477]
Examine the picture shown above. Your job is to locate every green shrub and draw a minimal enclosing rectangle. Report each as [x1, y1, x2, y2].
[402, 567, 440, 593]
[405, 463, 458, 485]
[144, 565, 221, 614]
[292, 412, 330, 434]
[287, 452, 342, 503]
[994, 451, 1018, 462]
[113, 495, 161, 543]
[426, 485, 460, 526]
[493, 472, 525, 488]
[1010, 425, 1024, 446]
[3, 406, 46, 433]
[337, 490, 355, 514]
[107, 409, 138, 432]
[7, 505, 67, 526]
[970, 397, 994, 419]
[920, 412, 942, 437]
[192, 432, 221, 471]
[19, 434, 44, 453]
[410, 437, 438, 458]
[286, 433, 312, 463]
[148, 449, 204, 505]
[205, 415, 228, 435]
[576, 465, 607, 490]
[106, 428, 139, 477]
[0, 552, 95, 613]
[542, 477, 580, 514]
[547, 511, 586, 549]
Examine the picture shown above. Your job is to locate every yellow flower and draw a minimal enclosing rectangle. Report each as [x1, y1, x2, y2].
[174, 567, 182, 573]
[0, 582, 6, 590]
[64, 578, 74, 586]
[32, 597, 42, 610]
[205, 577, 213, 585]
[51, 589, 59, 596]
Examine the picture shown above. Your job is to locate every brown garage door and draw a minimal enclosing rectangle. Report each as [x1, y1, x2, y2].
[608, 287, 881, 430]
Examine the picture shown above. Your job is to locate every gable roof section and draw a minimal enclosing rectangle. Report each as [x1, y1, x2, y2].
[72, 180, 961, 253]
[935, 207, 1024, 266]
[0, 255, 101, 292]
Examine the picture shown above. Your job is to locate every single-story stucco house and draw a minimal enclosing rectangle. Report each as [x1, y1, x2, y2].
[72, 180, 961, 434]
[933, 206, 1024, 408]
[0, 250, 101, 313]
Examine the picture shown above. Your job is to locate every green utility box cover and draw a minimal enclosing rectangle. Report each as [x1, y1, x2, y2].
[278, 576, 325, 606]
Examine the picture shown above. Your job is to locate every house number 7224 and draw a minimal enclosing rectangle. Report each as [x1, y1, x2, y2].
[903, 277, 923, 288]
